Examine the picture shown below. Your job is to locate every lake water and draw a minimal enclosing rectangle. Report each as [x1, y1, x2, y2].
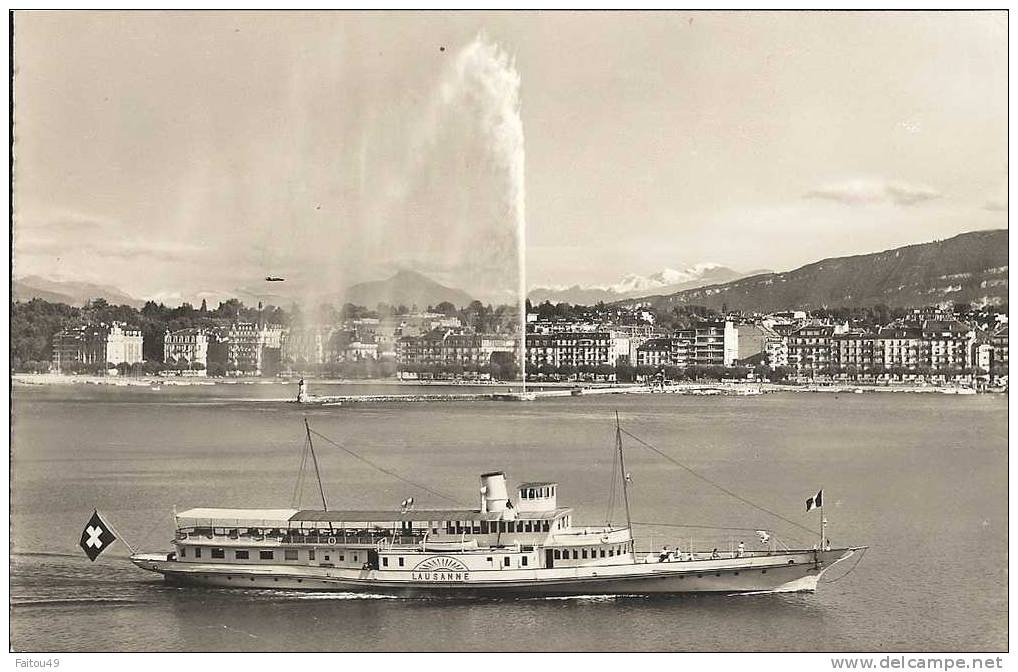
[9, 383, 1008, 652]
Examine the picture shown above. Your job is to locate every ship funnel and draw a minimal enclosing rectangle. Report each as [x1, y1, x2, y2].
[480, 472, 509, 513]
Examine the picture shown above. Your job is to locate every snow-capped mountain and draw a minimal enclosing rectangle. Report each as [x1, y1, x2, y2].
[529, 264, 755, 305]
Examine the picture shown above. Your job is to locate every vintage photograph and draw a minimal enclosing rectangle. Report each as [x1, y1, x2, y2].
[9, 10, 1008, 656]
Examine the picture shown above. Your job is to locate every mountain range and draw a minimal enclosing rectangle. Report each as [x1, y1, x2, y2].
[528, 263, 764, 305]
[12, 229, 1009, 312]
[13, 275, 146, 308]
[614, 229, 1008, 313]
[341, 270, 475, 309]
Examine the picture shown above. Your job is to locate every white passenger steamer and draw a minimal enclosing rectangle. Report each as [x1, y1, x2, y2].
[131, 420, 863, 595]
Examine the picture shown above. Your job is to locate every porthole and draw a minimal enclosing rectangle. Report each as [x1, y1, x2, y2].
[297, 579, 303, 583]
[733, 571, 739, 576]
[696, 574, 703, 578]
[761, 569, 767, 574]
[715, 572, 721, 577]
[788, 560, 795, 565]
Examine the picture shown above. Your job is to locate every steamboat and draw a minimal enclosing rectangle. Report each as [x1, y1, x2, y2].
[128, 419, 864, 596]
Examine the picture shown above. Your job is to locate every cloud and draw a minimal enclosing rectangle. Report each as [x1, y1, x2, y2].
[805, 178, 940, 207]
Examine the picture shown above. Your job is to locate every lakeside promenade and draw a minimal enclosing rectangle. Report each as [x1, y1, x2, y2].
[11, 373, 996, 401]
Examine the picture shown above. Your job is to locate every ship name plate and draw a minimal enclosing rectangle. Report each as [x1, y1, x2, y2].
[410, 556, 471, 582]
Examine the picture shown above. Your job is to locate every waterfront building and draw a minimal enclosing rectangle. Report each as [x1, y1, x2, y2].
[692, 321, 739, 367]
[787, 324, 836, 373]
[875, 325, 924, 372]
[163, 328, 209, 374]
[51, 322, 143, 372]
[399, 331, 517, 371]
[635, 338, 672, 368]
[282, 327, 332, 367]
[525, 331, 627, 370]
[831, 331, 877, 374]
[974, 343, 994, 380]
[734, 323, 780, 365]
[990, 325, 1008, 368]
[226, 323, 284, 376]
[920, 320, 975, 372]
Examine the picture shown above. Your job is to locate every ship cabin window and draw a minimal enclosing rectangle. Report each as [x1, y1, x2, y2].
[353, 554, 358, 562]
[324, 555, 330, 561]
[284, 550, 298, 561]
[398, 557, 405, 567]
[553, 550, 561, 560]
[600, 550, 606, 558]
[260, 551, 274, 560]
[382, 557, 389, 567]
[504, 557, 511, 567]
[608, 549, 614, 557]
[195, 547, 202, 559]
[180, 547, 186, 557]
[235, 550, 249, 560]
[339, 554, 345, 562]
[212, 548, 225, 559]
[572, 550, 579, 559]
[308, 550, 315, 561]
[521, 556, 528, 567]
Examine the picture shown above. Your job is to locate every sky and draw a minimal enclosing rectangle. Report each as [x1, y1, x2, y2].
[13, 11, 1008, 305]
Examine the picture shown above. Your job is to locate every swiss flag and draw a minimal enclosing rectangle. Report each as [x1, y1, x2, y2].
[79, 510, 117, 562]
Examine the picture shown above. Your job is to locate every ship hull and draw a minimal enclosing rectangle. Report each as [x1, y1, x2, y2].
[133, 548, 858, 596]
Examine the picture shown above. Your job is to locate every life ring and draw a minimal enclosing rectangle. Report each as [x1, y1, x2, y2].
[600, 535, 610, 544]
[327, 536, 337, 545]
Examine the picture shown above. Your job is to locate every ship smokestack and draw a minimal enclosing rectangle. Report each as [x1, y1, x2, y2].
[480, 472, 509, 513]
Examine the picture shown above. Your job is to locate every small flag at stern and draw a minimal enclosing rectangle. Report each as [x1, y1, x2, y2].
[806, 489, 824, 512]
[80, 509, 117, 562]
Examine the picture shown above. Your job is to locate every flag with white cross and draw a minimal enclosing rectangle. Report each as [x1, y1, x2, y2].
[79, 509, 117, 562]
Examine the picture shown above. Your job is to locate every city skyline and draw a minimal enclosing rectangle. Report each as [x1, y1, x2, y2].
[13, 11, 1007, 306]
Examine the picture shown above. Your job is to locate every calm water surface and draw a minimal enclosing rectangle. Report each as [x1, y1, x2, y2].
[10, 383, 1008, 651]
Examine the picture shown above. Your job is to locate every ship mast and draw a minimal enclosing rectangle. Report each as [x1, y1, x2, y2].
[616, 411, 636, 563]
[305, 418, 329, 511]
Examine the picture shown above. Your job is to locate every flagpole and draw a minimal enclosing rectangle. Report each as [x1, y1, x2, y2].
[819, 502, 824, 550]
[98, 509, 137, 554]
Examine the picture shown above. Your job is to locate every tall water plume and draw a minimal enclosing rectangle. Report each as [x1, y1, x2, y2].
[415, 34, 528, 391]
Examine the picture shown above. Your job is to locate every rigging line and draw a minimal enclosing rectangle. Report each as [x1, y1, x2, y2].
[631, 521, 786, 533]
[605, 429, 619, 524]
[619, 428, 817, 538]
[291, 433, 310, 509]
[308, 429, 466, 507]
